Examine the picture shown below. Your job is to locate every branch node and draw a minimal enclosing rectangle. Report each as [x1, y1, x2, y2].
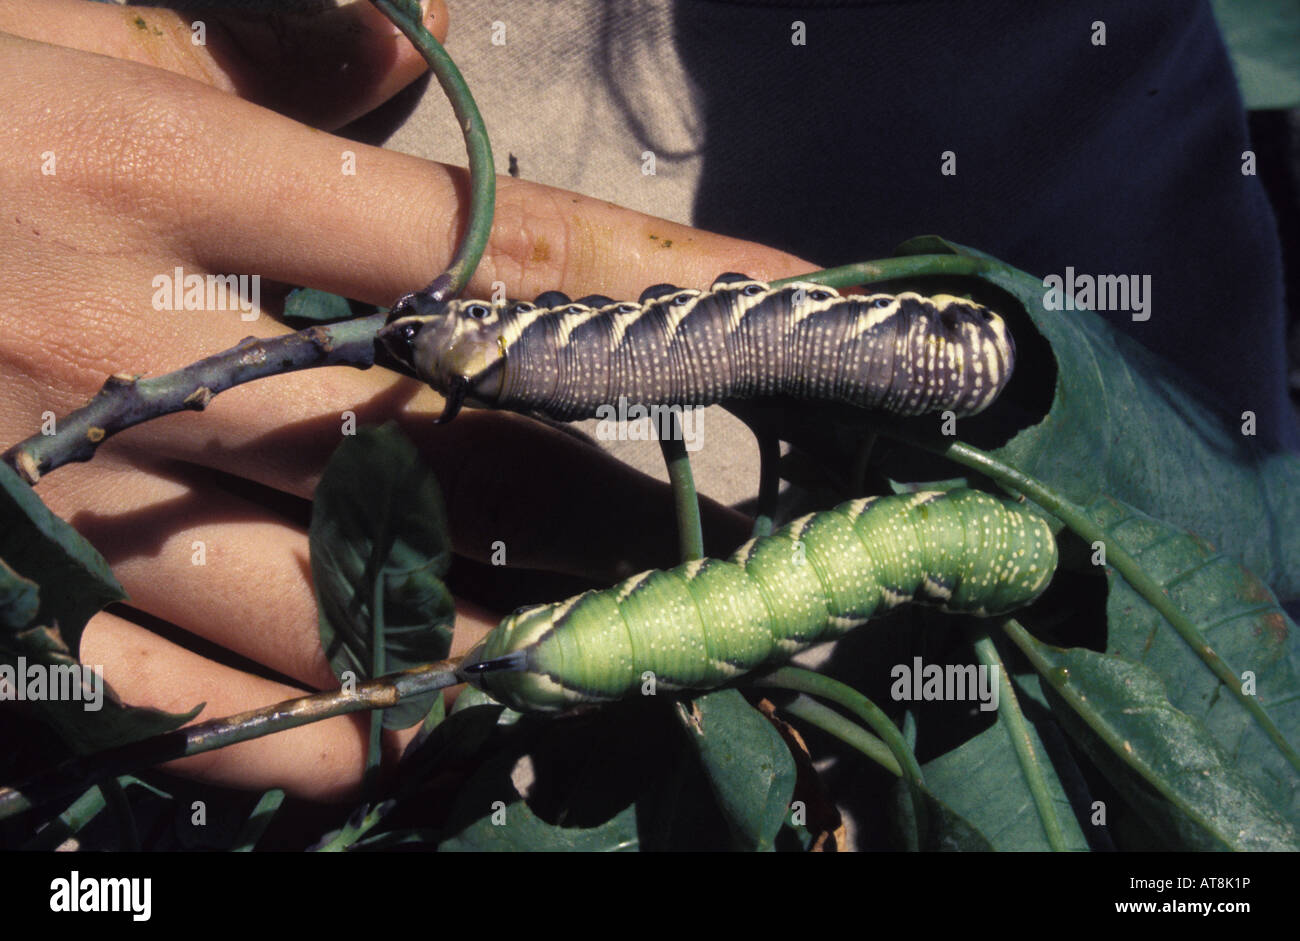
[306, 325, 335, 353]
[86, 427, 105, 443]
[104, 372, 138, 389]
[13, 451, 40, 485]
[183, 387, 214, 410]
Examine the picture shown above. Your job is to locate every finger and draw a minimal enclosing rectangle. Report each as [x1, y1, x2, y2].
[39, 450, 338, 692]
[34, 447, 501, 693]
[0, 0, 449, 129]
[2, 32, 810, 312]
[78, 608, 412, 800]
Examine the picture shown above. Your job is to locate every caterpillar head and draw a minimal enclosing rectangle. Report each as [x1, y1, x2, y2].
[878, 292, 1018, 415]
[921, 294, 1018, 415]
[379, 297, 509, 422]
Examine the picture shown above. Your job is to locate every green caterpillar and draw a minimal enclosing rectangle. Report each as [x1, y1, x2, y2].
[379, 274, 1015, 422]
[462, 489, 1057, 713]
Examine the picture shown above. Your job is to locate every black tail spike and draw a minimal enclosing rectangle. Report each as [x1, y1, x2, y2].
[461, 651, 529, 675]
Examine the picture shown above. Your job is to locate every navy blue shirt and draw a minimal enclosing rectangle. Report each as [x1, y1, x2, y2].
[675, 1, 1297, 450]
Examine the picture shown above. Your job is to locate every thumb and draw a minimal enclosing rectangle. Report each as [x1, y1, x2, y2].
[0, 0, 448, 129]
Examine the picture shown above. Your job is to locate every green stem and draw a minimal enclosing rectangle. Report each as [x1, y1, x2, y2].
[771, 254, 984, 291]
[21, 783, 108, 851]
[849, 431, 877, 495]
[313, 799, 397, 853]
[373, 0, 495, 302]
[778, 693, 901, 775]
[883, 431, 1300, 776]
[0, 659, 463, 823]
[101, 777, 138, 852]
[756, 666, 928, 850]
[365, 568, 388, 797]
[345, 827, 441, 849]
[752, 432, 780, 538]
[233, 788, 285, 852]
[755, 667, 923, 785]
[972, 630, 1067, 851]
[659, 411, 704, 562]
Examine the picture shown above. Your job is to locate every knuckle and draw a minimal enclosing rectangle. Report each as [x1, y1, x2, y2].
[475, 185, 573, 297]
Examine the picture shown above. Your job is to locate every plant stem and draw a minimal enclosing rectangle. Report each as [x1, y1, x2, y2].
[972, 630, 1068, 851]
[0, 659, 463, 823]
[233, 788, 285, 852]
[101, 777, 138, 851]
[2, 317, 384, 484]
[659, 411, 704, 562]
[755, 666, 924, 784]
[374, 0, 495, 304]
[21, 783, 108, 851]
[752, 432, 780, 538]
[756, 665, 928, 850]
[364, 567, 388, 797]
[777, 693, 901, 775]
[771, 254, 983, 291]
[312, 799, 397, 852]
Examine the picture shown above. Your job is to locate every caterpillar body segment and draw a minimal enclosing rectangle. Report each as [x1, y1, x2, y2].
[461, 489, 1057, 713]
[379, 275, 1016, 423]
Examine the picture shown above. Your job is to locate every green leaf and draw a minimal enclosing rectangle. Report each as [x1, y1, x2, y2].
[892, 782, 996, 851]
[435, 700, 771, 850]
[0, 620, 200, 754]
[282, 288, 377, 325]
[672, 689, 796, 851]
[1211, 0, 1300, 109]
[1088, 494, 1300, 827]
[441, 797, 639, 851]
[397, 702, 506, 785]
[1008, 624, 1300, 851]
[0, 467, 194, 757]
[893, 237, 1300, 603]
[0, 558, 39, 631]
[920, 706, 1090, 851]
[437, 712, 644, 851]
[21, 783, 108, 851]
[309, 423, 455, 729]
[0, 463, 124, 653]
[233, 789, 285, 852]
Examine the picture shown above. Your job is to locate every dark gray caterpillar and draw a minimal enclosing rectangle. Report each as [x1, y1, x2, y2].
[379, 274, 1015, 422]
[462, 488, 1056, 713]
